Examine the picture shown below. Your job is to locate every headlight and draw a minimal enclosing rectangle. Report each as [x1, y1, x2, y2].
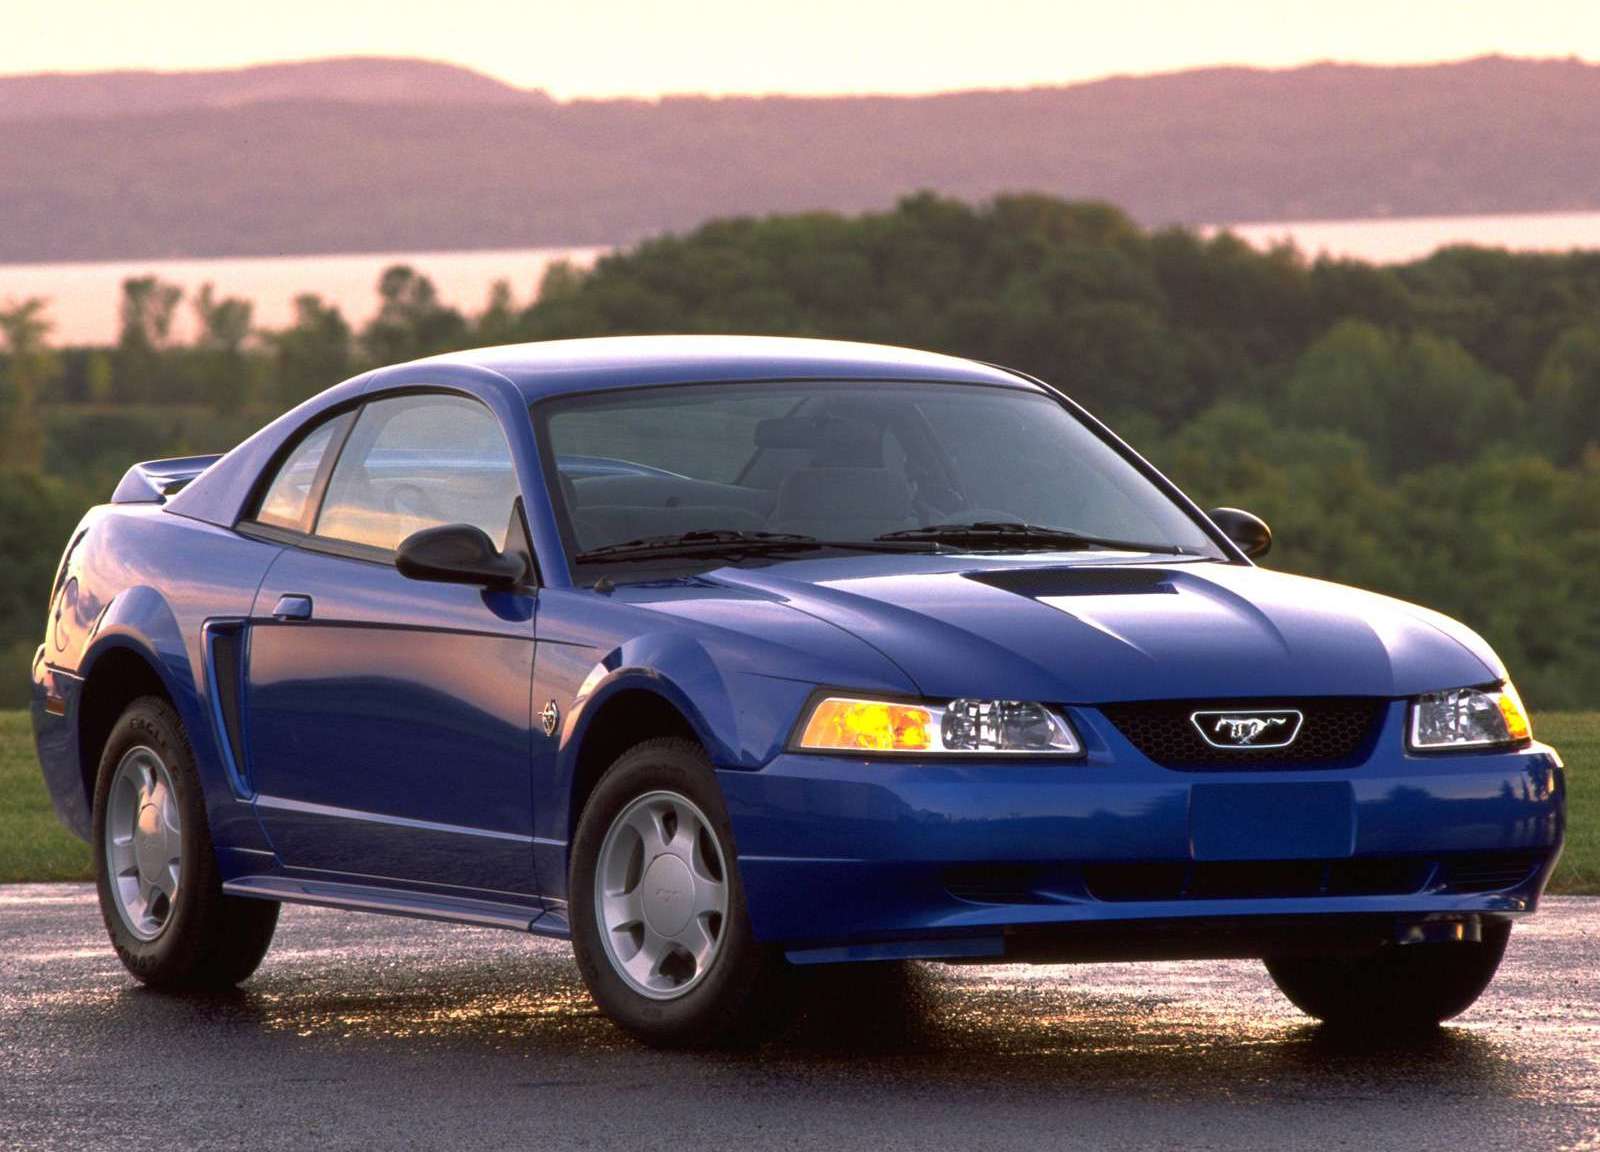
[794, 695, 1082, 755]
[1408, 683, 1532, 752]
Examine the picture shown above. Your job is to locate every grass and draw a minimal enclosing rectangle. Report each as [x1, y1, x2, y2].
[1, 710, 1595, 893]
[0, 711, 94, 883]
[1542, 712, 1600, 895]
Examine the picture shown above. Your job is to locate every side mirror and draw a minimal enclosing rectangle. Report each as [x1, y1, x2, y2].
[396, 523, 526, 588]
[1207, 507, 1272, 559]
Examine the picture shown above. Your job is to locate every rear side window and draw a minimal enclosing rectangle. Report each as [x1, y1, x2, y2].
[255, 419, 340, 531]
[314, 393, 517, 552]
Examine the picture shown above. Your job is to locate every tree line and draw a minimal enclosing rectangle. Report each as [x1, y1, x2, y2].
[2, 193, 1598, 708]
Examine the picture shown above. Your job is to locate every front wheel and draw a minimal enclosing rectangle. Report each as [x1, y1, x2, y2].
[569, 738, 783, 1046]
[1265, 921, 1511, 1031]
[92, 696, 279, 990]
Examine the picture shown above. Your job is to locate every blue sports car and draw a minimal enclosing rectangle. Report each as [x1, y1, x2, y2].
[29, 336, 1564, 1045]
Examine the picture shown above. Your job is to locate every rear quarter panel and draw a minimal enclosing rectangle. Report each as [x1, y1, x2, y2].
[34, 503, 282, 856]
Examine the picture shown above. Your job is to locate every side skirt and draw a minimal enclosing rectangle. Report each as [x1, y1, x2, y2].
[223, 874, 571, 939]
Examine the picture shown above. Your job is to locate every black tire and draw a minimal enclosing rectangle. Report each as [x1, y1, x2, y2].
[1265, 921, 1511, 1031]
[569, 738, 784, 1047]
[92, 696, 279, 990]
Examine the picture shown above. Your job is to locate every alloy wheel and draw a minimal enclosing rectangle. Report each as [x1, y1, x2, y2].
[103, 746, 182, 941]
[594, 790, 729, 999]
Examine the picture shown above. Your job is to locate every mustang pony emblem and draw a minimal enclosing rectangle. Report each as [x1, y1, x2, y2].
[1190, 709, 1305, 750]
[1216, 716, 1284, 743]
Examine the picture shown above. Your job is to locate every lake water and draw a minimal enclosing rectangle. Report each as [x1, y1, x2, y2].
[1220, 209, 1600, 263]
[8, 209, 1600, 345]
[0, 245, 605, 345]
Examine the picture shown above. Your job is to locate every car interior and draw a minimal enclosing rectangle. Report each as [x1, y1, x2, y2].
[558, 398, 986, 551]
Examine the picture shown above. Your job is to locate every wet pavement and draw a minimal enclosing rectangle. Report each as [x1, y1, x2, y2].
[2, 885, 1597, 1151]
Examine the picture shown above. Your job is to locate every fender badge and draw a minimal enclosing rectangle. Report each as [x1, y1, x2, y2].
[540, 699, 561, 738]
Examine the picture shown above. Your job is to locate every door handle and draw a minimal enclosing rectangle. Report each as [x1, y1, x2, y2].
[271, 594, 313, 621]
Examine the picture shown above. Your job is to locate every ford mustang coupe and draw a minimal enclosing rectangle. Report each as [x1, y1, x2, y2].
[30, 336, 1564, 1045]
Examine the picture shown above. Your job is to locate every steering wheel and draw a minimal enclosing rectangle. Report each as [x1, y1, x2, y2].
[384, 483, 444, 527]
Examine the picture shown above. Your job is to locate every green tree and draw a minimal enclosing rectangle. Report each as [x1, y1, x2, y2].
[1384, 454, 1600, 709]
[84, 350, 114, 404]
[360, 265, 468, 364]
[1148, 228, 1316, 411]
[266, 294, 353, 410]
[118, 276, 183, 350]
[191, 283, 256, 414]
[1530, 325, 1600, 465]
[1308, 257, 1414, 330]
[0, 297, 60, 472]
[474, 280, 522, 346]
[116, 276, 183, 402]
[0, 470, 84, 706]
[1388, 332, 1522, 470]
[1284, 323, 1520, 472]
[193, 283, 253, 353]
[537, 259, 587, 303]
[1282, 319, 1397, 455]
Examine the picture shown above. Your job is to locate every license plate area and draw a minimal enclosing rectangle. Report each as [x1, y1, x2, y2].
[1189, 781, 1355, 861]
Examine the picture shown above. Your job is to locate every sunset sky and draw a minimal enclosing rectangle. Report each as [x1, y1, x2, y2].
[7, 0, 1600, 98]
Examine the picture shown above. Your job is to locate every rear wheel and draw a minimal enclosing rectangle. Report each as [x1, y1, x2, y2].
[92, 697, 278, 990]
[1265, 921, 1511, 1031]
[569, 738, 783, 1046]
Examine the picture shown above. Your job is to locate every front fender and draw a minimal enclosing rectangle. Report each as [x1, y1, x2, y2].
[536, 629, 820, 902]
[562, 630, 822, 772]
[564, 665, 722, 770]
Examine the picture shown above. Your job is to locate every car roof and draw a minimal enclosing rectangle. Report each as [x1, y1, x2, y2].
[404, 335, 1035, 400]
[166, 336, 1041, 531]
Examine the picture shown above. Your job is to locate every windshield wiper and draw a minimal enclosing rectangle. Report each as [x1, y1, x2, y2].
[574, 529, 941, 564]
[875, 521, 1189, 555]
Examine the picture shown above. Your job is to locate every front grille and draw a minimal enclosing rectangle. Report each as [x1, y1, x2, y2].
[1100, 697, 1384, 769]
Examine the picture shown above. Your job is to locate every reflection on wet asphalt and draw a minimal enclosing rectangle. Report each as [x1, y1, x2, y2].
[2, 886, 1596, 1151]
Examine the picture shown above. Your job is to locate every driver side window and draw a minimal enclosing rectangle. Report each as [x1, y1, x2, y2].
[315, 393, 517, 552]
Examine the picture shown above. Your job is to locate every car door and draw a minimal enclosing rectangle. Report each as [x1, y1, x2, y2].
[241, 391, 539, 896]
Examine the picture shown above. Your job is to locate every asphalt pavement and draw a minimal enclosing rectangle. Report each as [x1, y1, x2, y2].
[2, 885, 1597, 1151]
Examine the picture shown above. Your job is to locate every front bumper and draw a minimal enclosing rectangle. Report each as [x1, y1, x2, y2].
[717, 701, 1565, 962]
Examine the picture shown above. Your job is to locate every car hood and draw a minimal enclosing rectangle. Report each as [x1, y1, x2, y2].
[702, 555, 1503, 702]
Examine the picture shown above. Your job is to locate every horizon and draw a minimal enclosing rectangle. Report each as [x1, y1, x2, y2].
[8, 0, 1600, 100]
[4, 48, 1599, 104]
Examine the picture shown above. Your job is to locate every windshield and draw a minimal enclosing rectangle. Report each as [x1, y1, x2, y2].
[534, 380, 1223, 571]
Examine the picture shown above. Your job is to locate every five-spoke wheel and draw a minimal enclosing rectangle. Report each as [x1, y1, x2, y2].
[103, 746, 183, 941]
[92, 696, 279, 989]
[570, 738, 783, 1046]
[596, 790, 728, 999]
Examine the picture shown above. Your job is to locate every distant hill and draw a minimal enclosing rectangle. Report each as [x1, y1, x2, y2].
[0, 57, 544, 121]
[4, 55, 1600, 263]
